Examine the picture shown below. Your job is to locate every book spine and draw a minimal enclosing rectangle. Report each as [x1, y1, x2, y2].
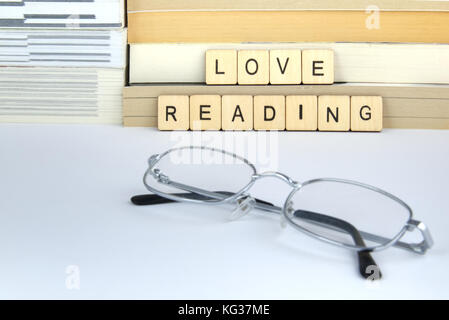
[127, 11, 449, 44]
[128, 0, 449, 12]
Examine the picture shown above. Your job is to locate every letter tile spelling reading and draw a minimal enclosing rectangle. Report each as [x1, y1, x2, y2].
[350, 96, 383, 131]
[190, 95, 222, 130]
[318, 95, 350, 131]
[157, 95, 190, 130]
[286, 95, 318, 131]
[254, 95, 285, 130]
[157, 95, 382, 132]
[222, 95, 253, 130]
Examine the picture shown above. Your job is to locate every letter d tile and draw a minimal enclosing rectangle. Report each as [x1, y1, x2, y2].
[254, 95, 285, 130]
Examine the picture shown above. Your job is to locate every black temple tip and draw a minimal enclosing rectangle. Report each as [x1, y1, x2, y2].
[358, 251, 382, 280]
[130, 194, 176, 206]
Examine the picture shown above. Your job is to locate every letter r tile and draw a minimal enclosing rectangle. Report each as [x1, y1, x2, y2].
[158, 95, 190, 130]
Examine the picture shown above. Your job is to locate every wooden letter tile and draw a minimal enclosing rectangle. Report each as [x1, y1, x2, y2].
[350, 96, 383, 132]
[254, 95, 285, 130]
[286, 95, 318, 131]
[270, 49, 302, 84]
[238, 50, 269, 85]
[205, 50, 237, 85]
[222, 95, 253, 131]
[318, 95, 350, 131]
[302, 49, 334, 84]
[158, 95, 190, 130]
[190, 95, 222, 130]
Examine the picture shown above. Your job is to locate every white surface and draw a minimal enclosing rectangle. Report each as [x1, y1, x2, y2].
[0, 124, 448, 299]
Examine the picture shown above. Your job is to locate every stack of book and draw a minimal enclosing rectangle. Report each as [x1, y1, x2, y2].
[124, 0, 449, 129]
[0, 0, 126, 124]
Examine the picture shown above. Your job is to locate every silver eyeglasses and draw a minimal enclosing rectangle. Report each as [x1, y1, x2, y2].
[131, 146, 433, 280]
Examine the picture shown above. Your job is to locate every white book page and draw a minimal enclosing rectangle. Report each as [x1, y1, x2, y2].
[129, 42, 449, 84]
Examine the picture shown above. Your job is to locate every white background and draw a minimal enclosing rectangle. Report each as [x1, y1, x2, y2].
[0, 124, 448, 299]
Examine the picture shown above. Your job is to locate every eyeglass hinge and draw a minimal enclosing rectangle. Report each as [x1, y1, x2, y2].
[405, 219, 434, 254]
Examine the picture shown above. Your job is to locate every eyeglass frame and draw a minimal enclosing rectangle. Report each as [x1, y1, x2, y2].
[142, 146, 433, 255]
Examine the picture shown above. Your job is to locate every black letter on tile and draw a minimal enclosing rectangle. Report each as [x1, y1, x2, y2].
[166, 106, 177, 121]
[327, 107, 339, 123]
[264, 106, 276, 121]
[298, 104, 303, 120]
[360, 105, 372, 121]
[312, 61, 324, 76]
[277, 57, 290, 74]
[232, 105, 244, 122]
[246, 59, 259, 75]
[215, 59, 225, 75]
[200, 105, 211, 120]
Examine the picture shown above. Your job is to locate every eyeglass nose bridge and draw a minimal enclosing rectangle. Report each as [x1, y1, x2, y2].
[253, 171, 300, 188]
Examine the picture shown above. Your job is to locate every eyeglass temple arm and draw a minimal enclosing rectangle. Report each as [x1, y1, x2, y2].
[133, 188, 430, 252]
[131, 192, 273, 206]
[294, 210, 381, 279]
[131, 192, 380, 279]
